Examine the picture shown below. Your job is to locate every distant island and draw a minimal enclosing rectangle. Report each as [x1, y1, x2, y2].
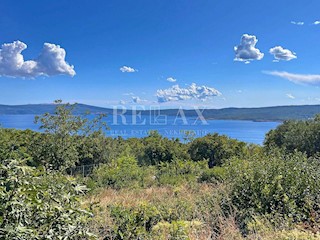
[0, 103, 320, 122]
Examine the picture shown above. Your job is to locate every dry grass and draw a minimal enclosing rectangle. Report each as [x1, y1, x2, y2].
[86, 184, 320, 239]
[89, 183, 214, 208]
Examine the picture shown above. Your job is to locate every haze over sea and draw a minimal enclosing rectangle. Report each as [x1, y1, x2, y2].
[0, 114, 279, 145]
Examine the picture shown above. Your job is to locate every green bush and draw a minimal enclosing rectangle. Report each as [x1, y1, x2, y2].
[264, 115, 320, 156]
[198, 166, 227, 183]
[222, 150, 320, 230]
[140, 131, 190, 165]
[188, 133, 247, 168]
[109, 203, 162, 239]
[0, 159, 95, 239]
[155, 159, 207, 186]
[89, 156, 145, 189]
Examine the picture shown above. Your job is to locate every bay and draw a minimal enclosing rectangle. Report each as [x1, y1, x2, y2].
[0, 114, 280, 145]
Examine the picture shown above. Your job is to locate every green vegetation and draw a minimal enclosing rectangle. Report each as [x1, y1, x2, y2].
[1, 101, 320, 239]
[265, 115, 320, 156]
[0, 159, 94, 239]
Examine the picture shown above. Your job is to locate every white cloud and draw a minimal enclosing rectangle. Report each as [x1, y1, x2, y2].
[120, 66, 137, 73]
[264, 71, 320, 85]
[291, 21, 304, 26]
[166, 77, 177, 82]
[286, 93, 295, 99]
[234, 34, 264, 63]
[132, 96, 141, 103]
[156, 83, 221, 103]
[313, 21, 320, 25]
[119, 100, 126, 105]
[123, 92, 134, 96]
[269, 46, 297, 61]
[0, 40, 75, 78]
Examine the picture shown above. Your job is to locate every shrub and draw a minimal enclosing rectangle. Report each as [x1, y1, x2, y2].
[222, 150, 320, 230]
[188, 133, 247, 168]
[109, 203, 162, 239]
[264, 115, 320, 156]
[0, 159, 95, 239]
[155, 159, 207, 186]
[198, 166, 227, 183]
[140, 131, 190, 165]
[89, 156, 145, 189]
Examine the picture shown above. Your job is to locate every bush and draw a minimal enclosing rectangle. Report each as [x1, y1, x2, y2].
[140, 131, 190, 165]
[198, 167, 227, 183]
[109, 203, 162, 239]
[222, 150, 320, 230]
[89, 156, 145, 189]
[0, 159, 95, 239]
[264, 115, 320, 156]
[155, 159, 207, 186]
[188, 133, 247, 168]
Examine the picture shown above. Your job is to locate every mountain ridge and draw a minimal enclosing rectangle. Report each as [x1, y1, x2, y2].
[1, 103, 320, 122]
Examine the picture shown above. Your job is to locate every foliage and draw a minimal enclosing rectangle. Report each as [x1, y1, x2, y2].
[151, 220, 202, 240]
[198, 166, 227, 183]
[155, 159, 207, 186]
[264, 114, 320, 156]
[109, 203, 162, 239]
[0, 159, 95, 239]
[221, 150, 320, 231]
[34, 100, 107, 171]
[89, 156, 146, 189]
[139, 131, 190, 165]
[2, 101, 320, 239]
[0, 129, 38, 163]
[188, 133, 247, 167]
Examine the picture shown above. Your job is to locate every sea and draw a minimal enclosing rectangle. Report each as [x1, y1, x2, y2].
[0, 114, 280, 145]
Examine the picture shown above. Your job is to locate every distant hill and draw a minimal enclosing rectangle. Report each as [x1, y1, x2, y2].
[0, 103, 320, 122]
[0, 104, 114, 115]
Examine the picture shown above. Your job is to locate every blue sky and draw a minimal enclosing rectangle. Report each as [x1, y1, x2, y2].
[0, 0, 320, 108]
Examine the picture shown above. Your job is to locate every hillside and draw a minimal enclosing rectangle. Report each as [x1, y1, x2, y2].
[0, 103, 320, 121]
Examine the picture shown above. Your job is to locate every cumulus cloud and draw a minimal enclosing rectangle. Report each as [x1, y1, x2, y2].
[291, 21, 304, 26]
[286, 93, 295, 99]
[269, 46, 297, 61]
[0, 40, 75, 78]
[120, 66, 137, 73]
[167, 77, 177, 82]
[264, 71, 320, 85]
[313, 21, 320, 25]
[234, 34, 264, 63]
[156, 83, 221, 103]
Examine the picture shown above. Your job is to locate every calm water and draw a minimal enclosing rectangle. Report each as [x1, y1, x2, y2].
[0, 114, 280, 145]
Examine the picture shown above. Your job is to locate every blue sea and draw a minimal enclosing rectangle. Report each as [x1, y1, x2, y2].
[0, 114, 280, 145]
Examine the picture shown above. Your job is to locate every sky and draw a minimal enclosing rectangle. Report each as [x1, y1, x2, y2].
[0, 0, 320, 109]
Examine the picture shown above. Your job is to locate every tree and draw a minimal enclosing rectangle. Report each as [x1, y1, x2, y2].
[188, 133, 247, 168]
[34, 100, 108, 171]
[0, 128, 38, 164]
[140, 131, 189, 165]
[264, 114, 320, 156]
